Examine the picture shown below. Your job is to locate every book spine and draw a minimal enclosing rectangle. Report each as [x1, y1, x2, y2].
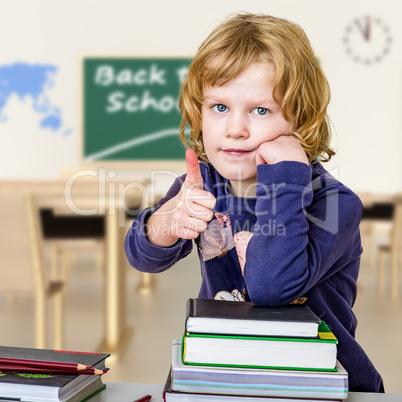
[184, 298, 195, 333]
[181, 334, 187, 366]
[186, 298, 194, 318]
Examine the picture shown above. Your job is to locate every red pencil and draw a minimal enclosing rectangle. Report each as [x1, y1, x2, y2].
[0, 365, 106, 375]
[0, 357, 91, 371]
[133, 395, 152, 402]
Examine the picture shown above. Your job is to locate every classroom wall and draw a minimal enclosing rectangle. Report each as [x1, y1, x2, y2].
[0, 0, 401, 194]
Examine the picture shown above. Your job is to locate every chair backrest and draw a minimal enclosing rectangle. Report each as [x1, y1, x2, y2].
[25, 194, 48, 293]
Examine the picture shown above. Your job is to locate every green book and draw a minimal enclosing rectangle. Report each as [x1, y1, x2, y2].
[182, 321, 338, 371]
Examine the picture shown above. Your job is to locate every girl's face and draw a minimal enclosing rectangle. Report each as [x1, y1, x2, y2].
[201, 61, 291, 195]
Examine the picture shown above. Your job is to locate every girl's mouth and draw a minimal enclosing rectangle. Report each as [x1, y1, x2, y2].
[222, 149, 251, 156]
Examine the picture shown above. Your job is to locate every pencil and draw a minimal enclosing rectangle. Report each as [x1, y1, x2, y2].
[0, 365, 106, 375]
[133, 395, 152, 402]
[0, 357, 91, 371]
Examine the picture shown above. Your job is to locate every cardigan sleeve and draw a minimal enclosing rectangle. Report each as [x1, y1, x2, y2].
[243, 161, 363, 306]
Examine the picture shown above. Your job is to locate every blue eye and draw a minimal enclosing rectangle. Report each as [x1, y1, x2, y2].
[255, 107, 269, 115]
[213, 104, 228, 113]
[252, 107, 269, 115]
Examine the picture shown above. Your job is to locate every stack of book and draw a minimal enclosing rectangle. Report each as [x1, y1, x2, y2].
[0, 345, 109, 402]
[163, 298, 348, 401]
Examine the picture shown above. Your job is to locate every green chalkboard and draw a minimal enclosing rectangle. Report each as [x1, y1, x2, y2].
[83, 57, 192, 161]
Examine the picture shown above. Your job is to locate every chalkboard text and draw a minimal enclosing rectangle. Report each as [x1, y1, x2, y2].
[94, 63, 188, 114]
[95, 64, 167, 86]
[106, 90, 177, 113]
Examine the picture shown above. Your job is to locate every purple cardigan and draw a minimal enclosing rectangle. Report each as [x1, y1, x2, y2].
[125, 160, 384, 392]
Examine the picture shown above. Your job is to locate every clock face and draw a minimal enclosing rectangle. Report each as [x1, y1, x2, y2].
[343, 16, 392, 64]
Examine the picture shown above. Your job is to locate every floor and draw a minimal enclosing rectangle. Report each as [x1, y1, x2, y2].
[0, 218, 401, 393]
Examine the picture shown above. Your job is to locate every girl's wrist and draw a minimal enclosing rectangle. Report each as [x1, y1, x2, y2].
[145, 212, 179, 248]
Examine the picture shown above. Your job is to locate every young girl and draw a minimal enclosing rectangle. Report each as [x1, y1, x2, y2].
[125, 13, 384, 392]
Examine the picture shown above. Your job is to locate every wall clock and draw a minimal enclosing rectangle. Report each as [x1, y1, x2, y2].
[343, 16, 392, 64]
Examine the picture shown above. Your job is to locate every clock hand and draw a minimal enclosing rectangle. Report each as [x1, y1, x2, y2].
[366, 17, 371, 41]
[356, 16, 371, 42]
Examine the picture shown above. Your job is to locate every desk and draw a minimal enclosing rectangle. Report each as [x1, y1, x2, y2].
[90, 382, 402, 401]
[0, 174, 148, 352]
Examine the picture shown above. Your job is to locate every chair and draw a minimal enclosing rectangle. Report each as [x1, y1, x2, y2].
[359, 192, 394, 270]
[378, 194, 402, 299]
[25, 194, 66, 349]
[26, 193, 106, 349]
[39, 203, 105, 277]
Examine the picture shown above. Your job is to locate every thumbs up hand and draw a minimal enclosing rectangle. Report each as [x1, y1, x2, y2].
[184, 147, 204, 189]
[146, 149, 216, 247]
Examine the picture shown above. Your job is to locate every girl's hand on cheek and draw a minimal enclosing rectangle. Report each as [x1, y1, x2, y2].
[255, 135, 309, 166]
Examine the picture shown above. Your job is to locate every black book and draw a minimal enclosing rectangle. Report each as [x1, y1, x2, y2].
[0, 345, 109, 402]
[185, 298, 321, 338]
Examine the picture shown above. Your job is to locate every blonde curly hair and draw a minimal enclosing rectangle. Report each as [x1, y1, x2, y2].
[179, 12, 335, 163]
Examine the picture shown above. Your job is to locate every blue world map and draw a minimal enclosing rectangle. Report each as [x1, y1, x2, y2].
[0, 62, 70, 134]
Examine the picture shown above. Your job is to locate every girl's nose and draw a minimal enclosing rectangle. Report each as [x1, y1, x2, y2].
[225, 113, 249, 139]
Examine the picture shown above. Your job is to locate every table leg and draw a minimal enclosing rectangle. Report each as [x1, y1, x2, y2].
[98, 208, 131, 353]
